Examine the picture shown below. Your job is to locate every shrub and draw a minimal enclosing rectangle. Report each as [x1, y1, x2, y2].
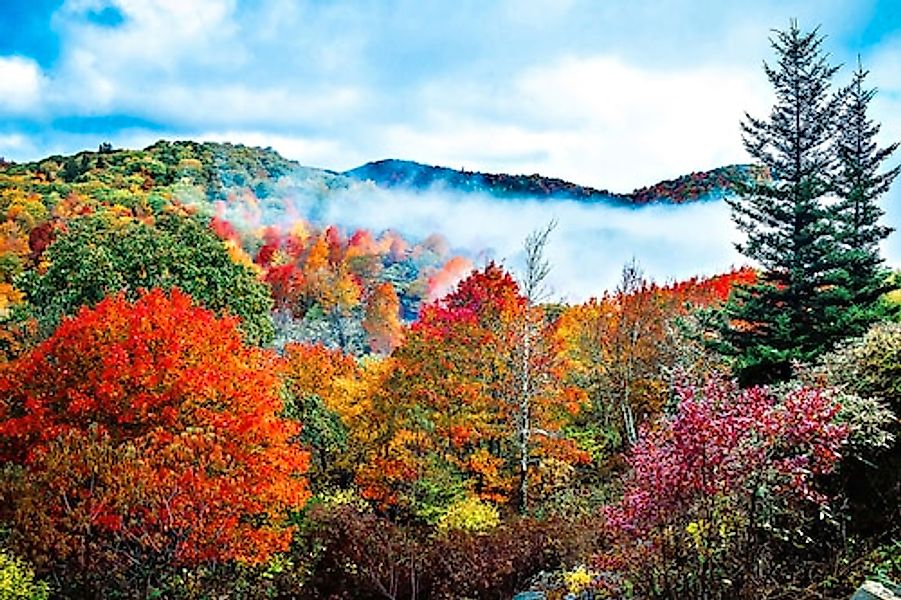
[0, 551, 49, 600]
[597, 377, 849, 599]
[436, 496, 500, 533]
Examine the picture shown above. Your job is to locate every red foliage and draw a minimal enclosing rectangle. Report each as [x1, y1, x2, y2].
[661, 267, 757, 304]
[209, 215, 240, 243]
[0, 289, 310, 574]
[597, 377, 849, 596]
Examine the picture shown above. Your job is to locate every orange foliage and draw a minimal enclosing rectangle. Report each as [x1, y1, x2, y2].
[0, 289, 310, 573]
[357, 264, 587, 511]
[363, 283, 405, 354]
[556, 267, 754, 447]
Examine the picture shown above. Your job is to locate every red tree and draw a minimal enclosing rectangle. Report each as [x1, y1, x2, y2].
[0, 289, 310, 584]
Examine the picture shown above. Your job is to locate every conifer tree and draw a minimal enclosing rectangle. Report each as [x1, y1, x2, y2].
[830, 59, 899, 333]
[723, 22, 842, 385]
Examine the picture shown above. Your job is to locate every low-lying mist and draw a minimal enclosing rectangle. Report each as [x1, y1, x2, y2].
[228, 172, 747, 301]
[326, 189, 745, 301]
[206, 166, 901, 302]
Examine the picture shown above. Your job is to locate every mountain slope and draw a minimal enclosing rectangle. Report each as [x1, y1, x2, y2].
[344, 158, 754, 205]
[3, 140, 753, 209]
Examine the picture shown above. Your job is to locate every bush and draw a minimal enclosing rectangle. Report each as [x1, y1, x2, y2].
[818, 321, 901, 413]
[297, 505, 597, 599]
[597, 377, 849, 599]
[0, 551, 49, 600]
[436, 496, 500, 533]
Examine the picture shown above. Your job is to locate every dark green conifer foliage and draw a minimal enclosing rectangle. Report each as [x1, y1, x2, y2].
[829, 59, 899, 334]
[723, 22, 842, 385]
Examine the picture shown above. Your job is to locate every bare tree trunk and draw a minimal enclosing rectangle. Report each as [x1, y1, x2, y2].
[518, 320, 531, 514]
[516, 220, 555, 514]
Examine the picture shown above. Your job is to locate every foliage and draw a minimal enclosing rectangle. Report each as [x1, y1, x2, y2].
[0, 550, 49, 600]
[21, 209, 274, 344]
[808, 322, 901, 536]
[817, 320, 901, 414]
[436, 496, 500, 533]
[557, 265, 753, 455]
[598, 376, 849, 599]
[355, 263, 588, 517]
[282, 342, 359, 490]
[299, 504, 595, 600]
[0, 289, 309, 595]
[722, 23, 859, 385]
[830, 61, 899, 326]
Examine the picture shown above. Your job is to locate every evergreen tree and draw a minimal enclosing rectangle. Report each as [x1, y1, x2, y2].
[723, 22, 842, 385]
[830, 59, 899, 333]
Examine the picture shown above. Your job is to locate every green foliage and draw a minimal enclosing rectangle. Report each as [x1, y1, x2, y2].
[819, 321, 901, 414]
[0, 551, 49, 600]
[834, 392, 896, 453]
[721, 23, 896, 386]
[20, 210, 274, 344]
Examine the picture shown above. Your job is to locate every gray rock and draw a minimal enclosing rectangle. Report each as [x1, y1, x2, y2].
[851, 579, 901, 600]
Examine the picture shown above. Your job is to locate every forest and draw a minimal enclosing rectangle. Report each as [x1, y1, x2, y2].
[0, 22, 898, 600]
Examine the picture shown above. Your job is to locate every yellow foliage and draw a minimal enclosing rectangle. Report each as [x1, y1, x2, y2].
[0, 550, 49, 600]
[223, 239, 260, 273]
[436, 496, 500, 533]
[0, 284, 24, 319]
[563, 565, 597, 595]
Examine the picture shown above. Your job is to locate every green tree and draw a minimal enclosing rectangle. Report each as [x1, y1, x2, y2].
[20, 210, 274, 344]
[723, 22, 842, 385]
[830, 59, 899, 333]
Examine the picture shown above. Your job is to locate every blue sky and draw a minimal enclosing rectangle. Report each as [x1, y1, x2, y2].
[0, 0, 898, 191]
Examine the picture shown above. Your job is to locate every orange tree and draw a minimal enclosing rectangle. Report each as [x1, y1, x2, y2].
[556, 266, 755, 457]
[356, 263, 587, 519]
[0, 289, 309, 594]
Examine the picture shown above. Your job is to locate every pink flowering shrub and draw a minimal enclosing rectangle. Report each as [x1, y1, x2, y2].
[596, 377, 849, 599]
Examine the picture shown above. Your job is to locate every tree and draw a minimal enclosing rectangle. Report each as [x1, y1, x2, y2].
[0, 289, 309, 593]
[356, 264, 586, 518]
[599, 377, 849, 599]
[723, 22, 843, 385]
[362, 282, 405, 355]
[830, 59, 899, 333]
[21, 210, 274, 345]
[557, 260, 672, 452]
[515, 220, 555, 513]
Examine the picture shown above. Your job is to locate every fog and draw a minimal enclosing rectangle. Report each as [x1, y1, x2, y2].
[247, 173, 749, 302]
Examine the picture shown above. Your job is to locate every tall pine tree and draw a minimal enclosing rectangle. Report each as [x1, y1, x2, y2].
[830, 59, 899, 334]
[723, 22, 842, 385]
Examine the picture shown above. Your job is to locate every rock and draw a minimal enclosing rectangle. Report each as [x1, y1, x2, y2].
[851, 579, 901, 600]
[512, 593, 546, 600]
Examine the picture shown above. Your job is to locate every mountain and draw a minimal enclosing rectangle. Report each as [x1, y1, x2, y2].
[344, 158, 753, 205]
[1, 140, 752, 209]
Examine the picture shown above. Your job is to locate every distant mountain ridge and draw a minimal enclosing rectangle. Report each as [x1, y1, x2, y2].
[2, 140, 752, 207]
[344, 158, 753, 205]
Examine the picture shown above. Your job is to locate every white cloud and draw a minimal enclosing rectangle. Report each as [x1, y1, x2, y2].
[0, 56, 44, 114]
[379, 57, 771, 191]
[192, 130, 352, 169]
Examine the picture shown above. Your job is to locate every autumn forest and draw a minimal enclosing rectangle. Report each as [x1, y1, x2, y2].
[0, 21, 899, 600]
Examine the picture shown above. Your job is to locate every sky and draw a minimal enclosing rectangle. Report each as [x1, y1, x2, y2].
[0, 0, 899, 297]
[0, 0, 898, 191]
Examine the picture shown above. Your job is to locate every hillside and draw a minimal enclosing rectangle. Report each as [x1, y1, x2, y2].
[345, 158, 755, 204]
[2, 141, 754, 210]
